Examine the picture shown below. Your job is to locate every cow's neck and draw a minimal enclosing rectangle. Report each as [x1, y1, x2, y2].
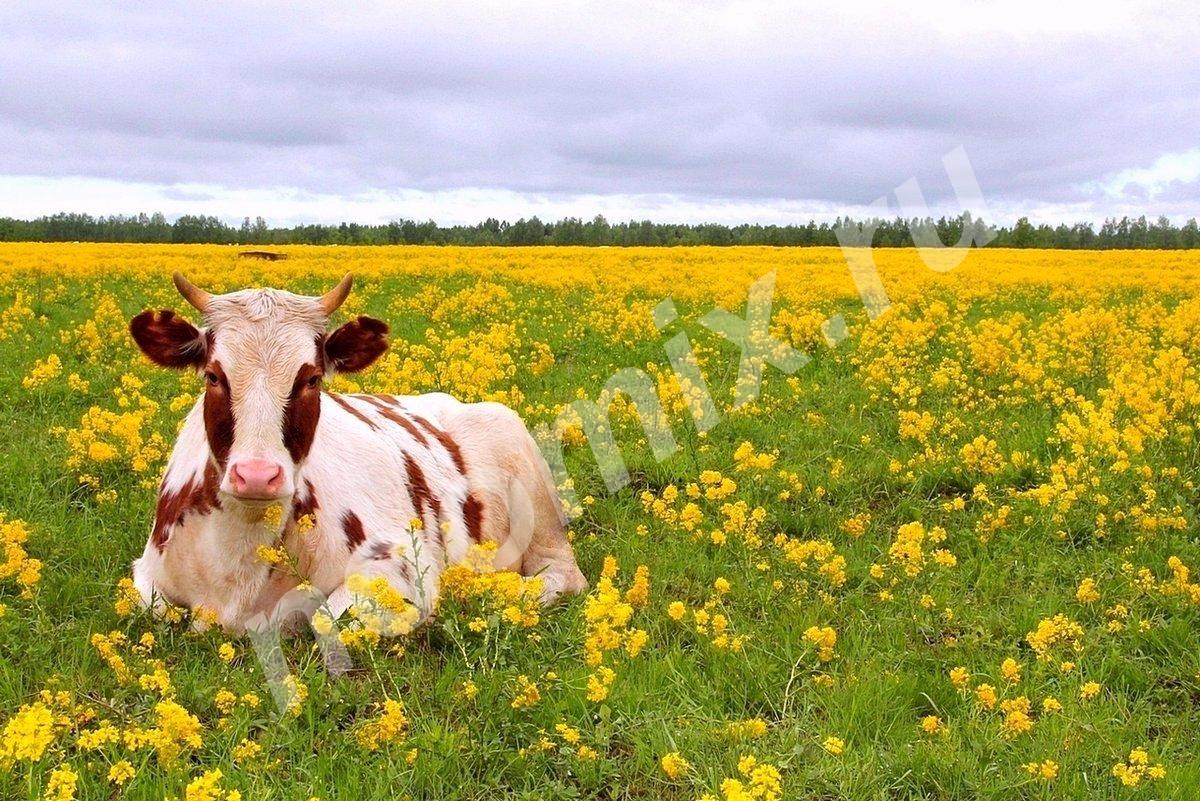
[196, 486, 291, 617]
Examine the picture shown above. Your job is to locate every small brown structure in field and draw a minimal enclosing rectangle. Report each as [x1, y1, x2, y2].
[238, 250, 288, 261]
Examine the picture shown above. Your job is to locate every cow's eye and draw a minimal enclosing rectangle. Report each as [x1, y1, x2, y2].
[307, 374, 321, 388]
[205, 371, 219, 386]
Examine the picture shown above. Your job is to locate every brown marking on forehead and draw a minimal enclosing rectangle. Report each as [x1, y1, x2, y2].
[403, 452, 442, 529]
[462, 493, 484, 543]
[412, 414, 467, 473]
[342, 511, 366, 550]
[357, 396, 429, 446]
[283, 363, 323, 462]
[151, 463, 222, 552]
[202, 361, 234, 467]
[328, 394, 379, 430]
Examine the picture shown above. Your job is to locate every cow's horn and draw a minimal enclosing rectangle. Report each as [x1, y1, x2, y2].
[173, 272, 212, 313]
[319, 273, 353, 315]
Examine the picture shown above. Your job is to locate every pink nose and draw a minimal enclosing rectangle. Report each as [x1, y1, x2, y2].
[229, 459, 285, 498]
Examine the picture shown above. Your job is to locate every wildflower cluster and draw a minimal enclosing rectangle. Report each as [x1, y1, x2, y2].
[440, 542, 546, 633]
[666, 576, 747, 653]
[581, 557, 650, 702]
[699, 754, 783, 801]
[0, 514, 41, 600]
[1111, 747, 1166, 787]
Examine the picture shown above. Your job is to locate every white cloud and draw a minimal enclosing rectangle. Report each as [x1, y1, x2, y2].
[0, 175, 885, 226]
[1093, 148, 1200, 201]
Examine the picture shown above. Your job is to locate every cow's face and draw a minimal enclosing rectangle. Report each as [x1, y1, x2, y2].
[130, 273, 388, 503]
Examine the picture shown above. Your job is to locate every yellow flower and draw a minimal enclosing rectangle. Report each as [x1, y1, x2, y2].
[1080, 681, 1101, 700]
[920, 715, 945, 735]
[822, 736, 845, 755]
[1076, 577, 1100, 603]
[356, 699, 409, 751]
[1000, 705, 1033, 739]
[213, 688, 237, 715]
[803, 625, 837, 662]
[107, 759, 136, 785]
[1025, 615, 1084, 660]
[0, 515, 41, 597]
[255, 544, 285, 565]
[113, 577, 142, 617]
[660, 751, 689, 779]
[1112, 747, 1165, 787]
[586, 667, 615, 702]
[624, 565, 650, 607]
[510, 675, 541, 710]
[232, 738, 262, 761]
[22, 354, 63, 390]
[283, 676, 308, 718]
[554, 723, 581, 744]
[1023, 759, 1058, 780]
[217, 642, 236, 663]
[183, 768, 232, 801]
[1000, 657, 1022, 683]
[77, 722, 120, 750]
[0, 701, 56, 763]
[42, 763, 77, 801]
[725, 718, 768, 740]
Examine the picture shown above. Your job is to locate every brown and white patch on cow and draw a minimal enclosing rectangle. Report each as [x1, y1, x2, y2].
[355, 395, 430, 446]
[366, 541, 392, 561]
[342, 510, 367, 550]
[328, 394, 380, 430]
[293, 479, 320, 521]
[462, 492, 485, 543]
[403, 452, 444, 534]
[412, 414, 467, 474]
[151, 462, 222, 552]
[283, 363, 324, 462]
[202, 360, 235, 466]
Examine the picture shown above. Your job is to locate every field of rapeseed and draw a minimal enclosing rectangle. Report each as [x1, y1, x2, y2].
[0, 243, 1198, 800]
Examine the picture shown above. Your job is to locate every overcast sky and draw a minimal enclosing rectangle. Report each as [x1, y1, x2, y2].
[0, 1, 1196, 226]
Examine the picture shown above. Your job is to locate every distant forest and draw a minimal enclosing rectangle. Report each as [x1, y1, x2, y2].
[1, 211, 1198, 249]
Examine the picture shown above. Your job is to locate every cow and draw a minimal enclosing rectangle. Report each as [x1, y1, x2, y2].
[128, 273, 587, 635]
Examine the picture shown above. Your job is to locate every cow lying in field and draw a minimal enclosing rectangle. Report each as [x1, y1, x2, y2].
[128, 273, 587, 634]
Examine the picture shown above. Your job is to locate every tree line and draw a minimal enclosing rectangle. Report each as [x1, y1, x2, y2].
[0, 211, 1197, 249]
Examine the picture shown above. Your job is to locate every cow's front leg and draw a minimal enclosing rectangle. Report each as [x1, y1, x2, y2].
[315, 583, 352, 627]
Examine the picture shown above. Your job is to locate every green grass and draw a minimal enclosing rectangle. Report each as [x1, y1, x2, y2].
[0, 263, 1198, 800]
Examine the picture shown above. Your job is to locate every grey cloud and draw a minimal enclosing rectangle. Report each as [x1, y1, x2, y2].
[0, 1, 1197, 219]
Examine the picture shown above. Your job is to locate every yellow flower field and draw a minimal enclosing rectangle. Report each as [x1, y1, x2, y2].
[0, 243, 1198, 799]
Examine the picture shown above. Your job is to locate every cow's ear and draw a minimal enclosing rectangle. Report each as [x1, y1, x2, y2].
[324, 315, 389, 373]
[130, 310, 207, 369]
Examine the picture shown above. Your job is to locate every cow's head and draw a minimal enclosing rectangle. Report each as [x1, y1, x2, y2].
[130, 273, 388, 503]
